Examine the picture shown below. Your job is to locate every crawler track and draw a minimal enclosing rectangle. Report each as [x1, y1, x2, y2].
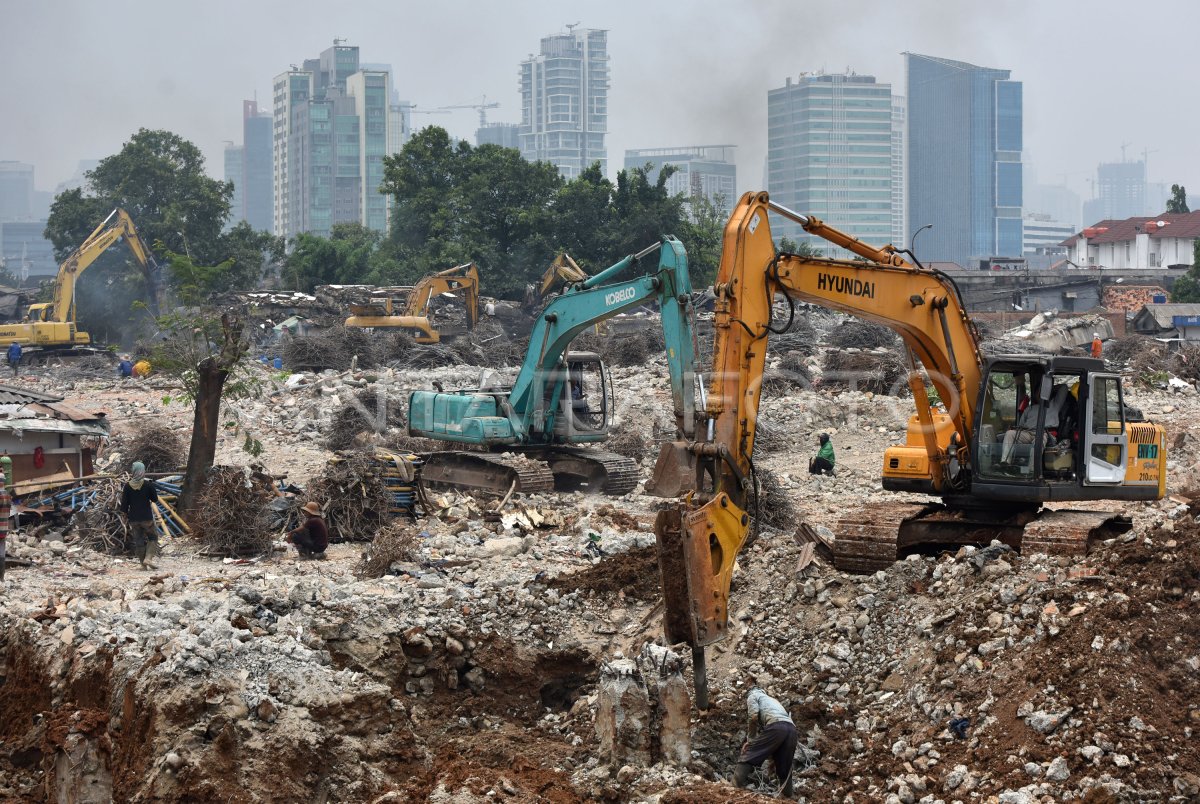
[832, 502, 1132, 573]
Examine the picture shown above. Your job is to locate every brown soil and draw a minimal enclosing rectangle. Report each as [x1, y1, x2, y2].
[548, 545, 661, 600]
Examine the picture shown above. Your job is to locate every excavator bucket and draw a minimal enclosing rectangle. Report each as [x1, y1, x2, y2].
[654, 492, 748, 647]
[645, 440, 697, 498]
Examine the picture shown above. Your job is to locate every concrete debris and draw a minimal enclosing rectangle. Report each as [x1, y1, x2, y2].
[0, 301, 1196, 802]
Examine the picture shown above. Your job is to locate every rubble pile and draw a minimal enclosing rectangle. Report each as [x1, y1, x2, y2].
[282, 326, 381, 372]
[307, 453, 397, 542]
[323, 387, 406, 451]
[675, 501, 1200, 802]
[821, 348, 909, 396]
[827, 319, 900, 351]
[189, 465, 284, 556]
[116, 421, 185, 472]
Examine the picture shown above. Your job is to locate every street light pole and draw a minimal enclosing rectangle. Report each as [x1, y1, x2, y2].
[910, 223, 934, 258]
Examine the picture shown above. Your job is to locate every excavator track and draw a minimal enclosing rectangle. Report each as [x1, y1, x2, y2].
[832, 502, 1131, 574]
[418, 452, 556, 495]
[1020, 510, 1133, 556]
[519, 447, 641, 496]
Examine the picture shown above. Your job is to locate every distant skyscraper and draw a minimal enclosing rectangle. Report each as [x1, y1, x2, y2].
[891, 96, 907, 247]
[1082, 161, 1146, 224]
[223, 143, 244, 231]
[242, 100, 274, 233]
[477, 123, 521, 150]
[624, 146, 736, 216]
[906, 53, 1023, 264]
[53, 159, 100, 196]
[0, 162, 35, 221]
[272, 42, 392, 240]
[767, 72, 897, 255]
[519, 27, 609, 179]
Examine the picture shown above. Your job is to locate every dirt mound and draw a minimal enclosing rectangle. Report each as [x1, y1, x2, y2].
[548, 545, 661, 600]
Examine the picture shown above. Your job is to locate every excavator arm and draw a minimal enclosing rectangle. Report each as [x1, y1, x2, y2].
[655, 191, 984, 705]
[34, 208, 161, 324]
[538, 253, 589, 298]
[403, 263, 480, 329]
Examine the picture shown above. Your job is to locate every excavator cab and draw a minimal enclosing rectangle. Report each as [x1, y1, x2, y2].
[971, 356, 1152, 501]
[551, 351, 612, 440]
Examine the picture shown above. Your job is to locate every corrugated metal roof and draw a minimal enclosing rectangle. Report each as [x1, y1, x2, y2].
[0, 417, 109, 437]
[1135, 303, 1200, 329]
[0, 385, 63, 406]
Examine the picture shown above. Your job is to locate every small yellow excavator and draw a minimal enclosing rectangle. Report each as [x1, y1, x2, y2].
[0, 208, 160, 355]
[344, 263, 480, 343]
[652, 191, 1167, 706]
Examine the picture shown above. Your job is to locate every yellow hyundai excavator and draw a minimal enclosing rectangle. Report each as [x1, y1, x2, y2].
[344, 263, 479, 343]
[652, 191, 1167, 706]
[0, 208, 160, 354]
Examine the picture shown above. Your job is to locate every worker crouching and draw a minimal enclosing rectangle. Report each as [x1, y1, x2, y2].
[734, 685, 798, 796]
[287, 501, 329, 560]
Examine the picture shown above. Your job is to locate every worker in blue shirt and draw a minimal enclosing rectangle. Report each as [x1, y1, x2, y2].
[6, 341, 21, 376]
[118, 355, 134, 378]
[734, 686, 797, 796]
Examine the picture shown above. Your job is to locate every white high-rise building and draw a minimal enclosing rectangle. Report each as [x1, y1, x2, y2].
[624, 146, 736, 216]
[519, 26, 609, 179]
[767, 72, 898, 255]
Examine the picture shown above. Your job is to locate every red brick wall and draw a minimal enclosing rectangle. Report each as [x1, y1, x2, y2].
[1102, 285, 1167, 313]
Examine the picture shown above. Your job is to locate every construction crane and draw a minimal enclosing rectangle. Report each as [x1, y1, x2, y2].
[439, 96, 500, 128]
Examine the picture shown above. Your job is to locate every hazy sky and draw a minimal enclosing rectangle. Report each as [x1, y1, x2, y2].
[3, 0, 1197, 213]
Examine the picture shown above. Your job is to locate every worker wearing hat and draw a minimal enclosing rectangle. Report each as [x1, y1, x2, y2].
[287, 501, 328, 560]
[119, 461, 161, 569]
[1091, 333, 1103, 359]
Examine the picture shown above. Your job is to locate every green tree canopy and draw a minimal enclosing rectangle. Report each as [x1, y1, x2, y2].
[1171, 239, 1200, 302]
[1167, 184, 1190, 214]
[46, 129, 232, 264]
[281, 222, 395, 292]
[380, 128, 702, 299]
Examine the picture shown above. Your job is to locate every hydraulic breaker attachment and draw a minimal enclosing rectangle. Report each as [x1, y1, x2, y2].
[654, 491, 750, 709]
[645, 440, 698, 498]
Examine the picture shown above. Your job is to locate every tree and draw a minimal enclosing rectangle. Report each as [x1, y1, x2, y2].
[45, 129, 232, 264]
[163, 250, 237, 307]
[153, 312, 256, 511]
[381, 128, 564, 297]
[778, 236, 824, 258]
[678, 192, 727, 287]
[217, 222, 285, 291]
[282, 223, 393, 292]
[1171, 239, 1200, 302]
[1167, 184, 1190, 214]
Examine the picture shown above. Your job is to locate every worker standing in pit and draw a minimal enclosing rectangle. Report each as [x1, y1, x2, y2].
[733, 684, 797, 796]
[6, 341, 21, 376]
[808, 433, 836, 475]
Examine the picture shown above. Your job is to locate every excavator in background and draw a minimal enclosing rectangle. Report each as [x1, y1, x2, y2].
[0, 208, 160, 356]
[652, 191, 1167, 707]
[523, 252, 589, 311]
[408, 237, 697, 496]
[344, 263, 480, 343]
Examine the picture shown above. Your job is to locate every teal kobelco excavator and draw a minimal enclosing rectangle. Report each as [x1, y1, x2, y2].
[408, 237, 697, 495]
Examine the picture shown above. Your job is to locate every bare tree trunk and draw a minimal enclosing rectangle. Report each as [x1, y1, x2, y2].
[178, 359, 228, 512]
[177, 314, 246, 512]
